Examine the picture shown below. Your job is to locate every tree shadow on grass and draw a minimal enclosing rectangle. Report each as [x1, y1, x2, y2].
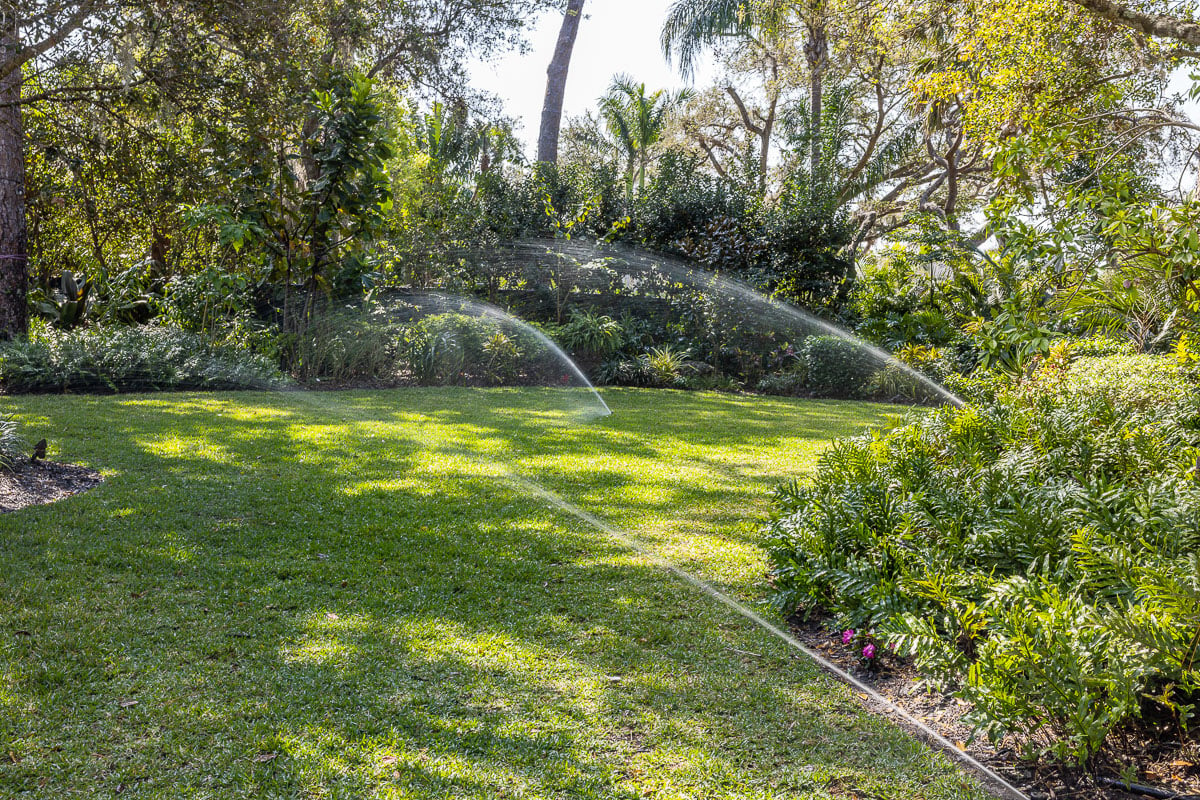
[0, 390, 980, 799]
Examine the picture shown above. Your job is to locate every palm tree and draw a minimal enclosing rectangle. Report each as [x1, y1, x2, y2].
[661, 0, 828, 178]
[537, 0, 587, 164]
[599, 75, 692, 198]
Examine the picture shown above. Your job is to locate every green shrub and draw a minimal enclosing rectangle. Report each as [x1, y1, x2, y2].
[642, 344, 691, 388]
[1062, 353, 1188, 407]
[1065, 334, 1137, 358]
[596, 357, 654, 386]
[757, 369, 806, 396]
[0, 325, 286, 394]
[942, 367, 1013, 405]
[160, 267, 258, 334]
[686, 372, 742, 392]
[866, 362, 947, 404]
[404, 312, 551, 386]
[799, 335, 877, 398]
[965, 310, 1057, 374]
[765, 353, 1200, 762]
[851, 251, 962, 351]
[282, 309, 402, 385]
[596, 346, 697, 388]
[555, 309, 625, 359]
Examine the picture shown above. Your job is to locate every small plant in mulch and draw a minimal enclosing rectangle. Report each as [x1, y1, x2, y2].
[839, 628, 888, 672]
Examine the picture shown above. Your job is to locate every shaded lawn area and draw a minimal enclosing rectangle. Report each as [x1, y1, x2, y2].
[0, 388, 987, 799]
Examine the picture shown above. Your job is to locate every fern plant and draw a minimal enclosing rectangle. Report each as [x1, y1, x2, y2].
[0, 414, 23, 469]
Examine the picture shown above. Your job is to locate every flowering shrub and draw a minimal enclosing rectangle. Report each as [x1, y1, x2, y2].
[766, 352, 1200, 763]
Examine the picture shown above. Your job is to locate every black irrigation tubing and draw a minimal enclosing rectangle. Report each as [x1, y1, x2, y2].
[1097, 776, 1200, 799]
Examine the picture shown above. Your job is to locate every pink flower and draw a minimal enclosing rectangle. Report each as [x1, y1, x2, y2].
[862, 643, 877, 660]
[841, 629, 855, 645]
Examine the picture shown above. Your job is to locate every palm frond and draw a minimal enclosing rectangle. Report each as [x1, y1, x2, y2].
[661, 0, 754, 78]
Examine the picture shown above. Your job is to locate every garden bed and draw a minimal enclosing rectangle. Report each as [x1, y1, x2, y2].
[792, 617, 1200, 800]
[766, 353, 1200, 793]
[0, 459, 102, 512]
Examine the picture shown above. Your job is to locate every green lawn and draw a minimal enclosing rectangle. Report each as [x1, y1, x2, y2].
[0, 388, 988, 799]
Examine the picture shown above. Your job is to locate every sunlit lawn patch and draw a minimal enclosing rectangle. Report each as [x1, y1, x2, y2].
[0, 388, 987, 799]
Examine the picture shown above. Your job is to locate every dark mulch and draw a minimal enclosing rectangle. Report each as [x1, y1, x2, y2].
[790, 617, 1200, 800]
[0, 459, 103, 512]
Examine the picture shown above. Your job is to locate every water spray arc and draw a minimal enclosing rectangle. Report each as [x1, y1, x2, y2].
[505, 470, 1026, 800]
[417, 292, 611, 418]
[460, 239, 965, 408]
[362, 291, 611, 420]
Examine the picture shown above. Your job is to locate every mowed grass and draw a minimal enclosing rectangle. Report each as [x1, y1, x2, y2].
[0, 388, 988, 799]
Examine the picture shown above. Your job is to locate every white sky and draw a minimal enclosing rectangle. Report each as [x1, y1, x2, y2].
[469, 0, 714, 157]
[470, 4, 1200, 192]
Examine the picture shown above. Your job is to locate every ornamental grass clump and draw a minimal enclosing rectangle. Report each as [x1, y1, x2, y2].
[765, 351, 1200, 763]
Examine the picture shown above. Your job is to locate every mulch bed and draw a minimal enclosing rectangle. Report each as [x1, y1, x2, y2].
[0, 459, 103, 512]
[790, 617, 1200, 800]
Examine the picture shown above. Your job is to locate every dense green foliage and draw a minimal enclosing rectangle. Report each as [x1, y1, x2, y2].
[0, 414, 23, 468]
[766, 350, 1200, 761]
[0, 325, 286, 394]
[405, 312, 557, 386]
[796, 336, 877, 397]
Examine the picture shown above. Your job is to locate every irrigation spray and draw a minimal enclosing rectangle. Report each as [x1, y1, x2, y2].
[502, 470, 1028, 800]
[275, 248, 1005, 793]
[447, 239, 966, 408]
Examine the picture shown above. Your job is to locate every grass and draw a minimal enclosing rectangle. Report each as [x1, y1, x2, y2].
[0, 387, 989, 799]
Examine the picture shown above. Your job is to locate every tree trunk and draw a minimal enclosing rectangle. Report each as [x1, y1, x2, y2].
[0, 13, 27, 338]
[624, 151, 635, 200]
[759, 92, 777, 196]
[804, 26, 827, 180]
[537, 0, 586, 164]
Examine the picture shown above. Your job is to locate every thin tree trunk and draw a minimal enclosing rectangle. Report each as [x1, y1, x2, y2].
[625, 151, 635, 200]
[759, 92, 776, 196]
[537, 0, 586, 164]
[0, 13, 27, 337]
[724, 86, 774, 196]
[804, 26, 827, 180]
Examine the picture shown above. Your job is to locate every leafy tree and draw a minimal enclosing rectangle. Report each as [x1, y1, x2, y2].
[189, 71, 395, 324]
[660, 0, 995, 244]
[662, 0, 829, 176]
[6, 0, 552, 337]
[2, 0, 135, 336]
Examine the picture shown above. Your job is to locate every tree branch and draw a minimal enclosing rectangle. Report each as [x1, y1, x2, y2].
[1068, 0, 1200, 46]
[724, 86, 762, 136]
[1, 3, 99, 82]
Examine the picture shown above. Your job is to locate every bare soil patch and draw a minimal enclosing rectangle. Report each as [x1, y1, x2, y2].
[0, 459, 103, 512]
